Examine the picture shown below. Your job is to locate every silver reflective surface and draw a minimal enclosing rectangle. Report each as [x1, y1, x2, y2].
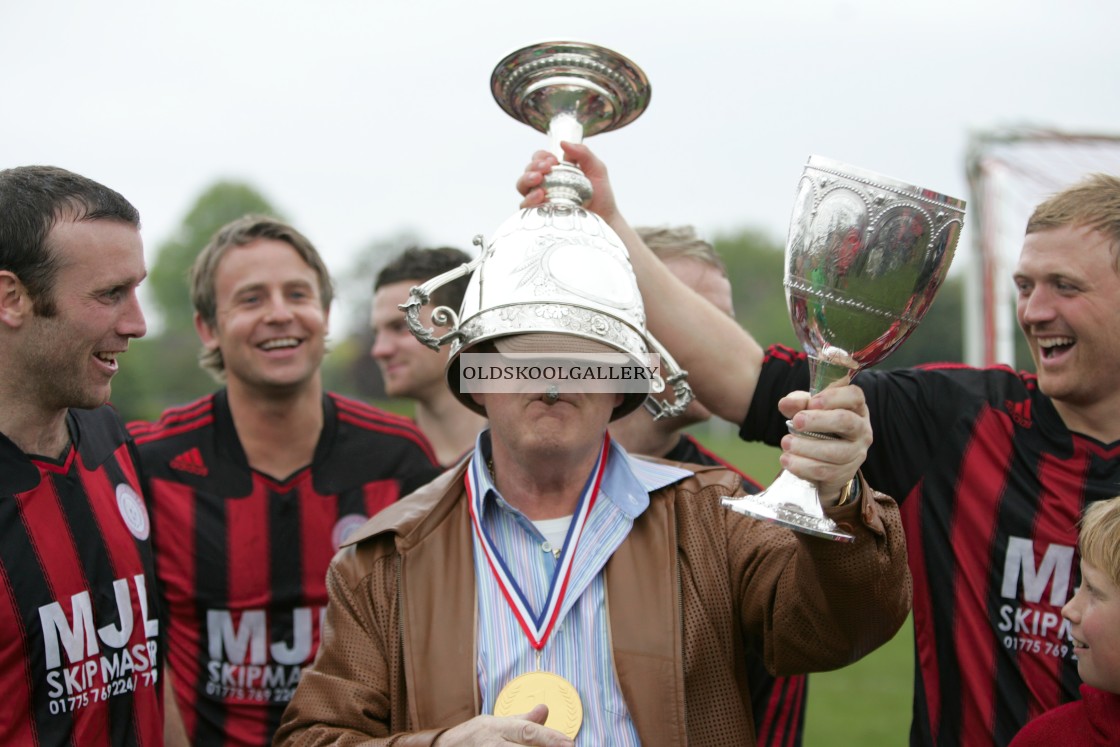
[786, 156, 966, 391]
[491, 41, 650, 138]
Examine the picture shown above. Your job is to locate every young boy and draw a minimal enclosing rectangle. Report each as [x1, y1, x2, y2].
[1010, 496, 1120, 745]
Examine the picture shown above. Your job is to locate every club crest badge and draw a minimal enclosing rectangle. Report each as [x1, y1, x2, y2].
[331, 513, 368, 550]
[116, 483, 151, 540]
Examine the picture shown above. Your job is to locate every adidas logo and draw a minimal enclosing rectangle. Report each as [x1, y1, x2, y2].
[1005, 399, 1032, 429]
[169, 447, 208, 476]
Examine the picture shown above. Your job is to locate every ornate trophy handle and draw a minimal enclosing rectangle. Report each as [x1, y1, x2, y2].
[398, 248, 484, 352]
[641, 334, 694, 420]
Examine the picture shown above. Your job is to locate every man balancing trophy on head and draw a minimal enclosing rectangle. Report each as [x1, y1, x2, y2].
[275, 41, 911, 747]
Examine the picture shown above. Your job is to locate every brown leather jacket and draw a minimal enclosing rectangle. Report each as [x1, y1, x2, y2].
[275, 460, 911, 746]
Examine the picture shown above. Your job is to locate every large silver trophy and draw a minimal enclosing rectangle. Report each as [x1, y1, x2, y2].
[723, 156, 965, 542]
[400, 41, 692, 421]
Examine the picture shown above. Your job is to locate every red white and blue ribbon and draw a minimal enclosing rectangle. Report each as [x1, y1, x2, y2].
[466, 433, 611, 651]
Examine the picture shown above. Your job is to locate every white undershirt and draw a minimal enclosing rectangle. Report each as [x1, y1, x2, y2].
[531, 515, 573, 558]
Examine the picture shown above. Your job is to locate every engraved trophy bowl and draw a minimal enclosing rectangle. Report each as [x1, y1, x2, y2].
[400, 41, 693, 421]
[723, 156, 965, 541]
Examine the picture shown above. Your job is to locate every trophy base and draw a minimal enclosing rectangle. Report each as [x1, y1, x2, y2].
[722, 470, 855, 543]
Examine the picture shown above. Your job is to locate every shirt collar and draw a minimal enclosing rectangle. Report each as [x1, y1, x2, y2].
[469, 428, 694, 520]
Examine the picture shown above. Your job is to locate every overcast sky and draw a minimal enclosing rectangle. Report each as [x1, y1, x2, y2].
[6, 0, 1120, 327]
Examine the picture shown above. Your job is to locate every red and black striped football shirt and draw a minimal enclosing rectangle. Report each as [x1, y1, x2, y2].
[129, 390, 440, 747]
[744, 345, 1120, 747]
[0, 407, 163, 746]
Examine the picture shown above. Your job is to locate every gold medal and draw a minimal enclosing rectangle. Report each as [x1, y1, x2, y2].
[493, 670, 583, 738]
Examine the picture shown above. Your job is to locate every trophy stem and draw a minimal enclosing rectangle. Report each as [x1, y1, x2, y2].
[543, 162, 592, 207]
[543, 114, 592, 206]
[547, 113, 584, 159]
[807, 345, 858, 395]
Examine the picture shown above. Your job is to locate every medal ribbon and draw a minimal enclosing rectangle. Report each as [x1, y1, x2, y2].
[466, 433, 611, 651]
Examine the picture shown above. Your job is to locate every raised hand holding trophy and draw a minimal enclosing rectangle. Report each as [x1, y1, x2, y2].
[723, 157, 965, 541]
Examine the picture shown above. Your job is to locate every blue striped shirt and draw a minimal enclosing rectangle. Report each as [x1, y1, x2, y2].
[471, 430, 692, 745]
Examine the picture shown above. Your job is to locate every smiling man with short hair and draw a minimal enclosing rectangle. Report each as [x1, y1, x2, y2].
[128, 215, 440, 747]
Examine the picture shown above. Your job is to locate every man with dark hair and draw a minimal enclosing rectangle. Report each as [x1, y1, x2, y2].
[0, 165, 162, 745]
[128, 215, 441, 746]
[610, 224, 809, 747]
[372, 246, 486, 465]
[520, 144, 1120, 746]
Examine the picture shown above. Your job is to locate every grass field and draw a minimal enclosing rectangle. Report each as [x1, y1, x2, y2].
[688, 422, 915, 746]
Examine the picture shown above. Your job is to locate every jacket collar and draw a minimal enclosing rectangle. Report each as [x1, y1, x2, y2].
[342, 436, 696, 550]
[467, 429, 693, 522]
